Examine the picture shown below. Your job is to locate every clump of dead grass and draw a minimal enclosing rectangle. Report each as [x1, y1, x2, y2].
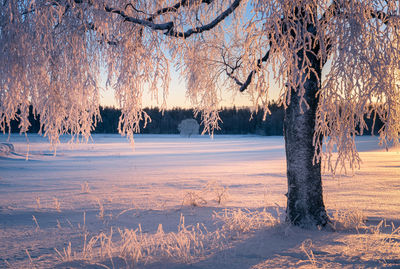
[214, 208, 281, 234]
[55, 214, 226, 268]
[53, 207, 281, 268]
[341, 220, 400, 265]
[331, 209, 367, 231]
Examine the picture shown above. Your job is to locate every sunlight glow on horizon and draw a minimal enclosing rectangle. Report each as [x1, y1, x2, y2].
[100, 73, 281, 109]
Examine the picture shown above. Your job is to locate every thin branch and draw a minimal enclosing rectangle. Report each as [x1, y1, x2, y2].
[22, 1, 62, 15]
[147, 0, 213, 21]
[222, 40, 271, 93]
[124, 0, 214, 22]
[104, 5, 175, 31]
[319, 0, 340, 26]
[168, 0, 241, 38]
[370, 9, 399, 25]
[322, 0, 399, 25]
[222, 49, 243, 87]
[125, 3, 150, 17]
[320, 0, 399, 26]
[239, 49, 270, 92]
[86, 22, 118, 46]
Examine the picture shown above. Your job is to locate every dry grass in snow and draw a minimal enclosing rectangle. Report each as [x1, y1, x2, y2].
[0, 134, 399, 268]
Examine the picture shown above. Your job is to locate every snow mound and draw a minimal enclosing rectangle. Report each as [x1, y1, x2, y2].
[0, 143, 14, 155]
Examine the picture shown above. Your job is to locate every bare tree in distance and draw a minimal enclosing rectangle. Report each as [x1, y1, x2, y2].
[1, 0, 399, 227]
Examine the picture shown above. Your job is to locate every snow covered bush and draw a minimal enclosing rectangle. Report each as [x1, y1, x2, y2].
[178, 119, 200, 138]
[0, 143, 14, 155]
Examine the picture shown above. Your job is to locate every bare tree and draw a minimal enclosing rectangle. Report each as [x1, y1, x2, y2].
[1, 0, 399, 227]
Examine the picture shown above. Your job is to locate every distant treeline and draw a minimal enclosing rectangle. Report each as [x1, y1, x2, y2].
[82, 103, 285, 135]
[6, 103, 383, 136]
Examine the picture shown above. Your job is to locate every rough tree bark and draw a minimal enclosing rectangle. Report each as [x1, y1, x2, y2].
[284, 74, 329, 227]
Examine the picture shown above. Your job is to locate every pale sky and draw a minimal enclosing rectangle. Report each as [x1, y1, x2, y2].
[100, 71, 281, 109]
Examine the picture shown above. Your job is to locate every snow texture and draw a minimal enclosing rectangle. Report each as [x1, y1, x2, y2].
[0, 134, 399, 268]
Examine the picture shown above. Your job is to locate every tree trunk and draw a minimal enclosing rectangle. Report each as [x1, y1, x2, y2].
[284, 55, 329, 227]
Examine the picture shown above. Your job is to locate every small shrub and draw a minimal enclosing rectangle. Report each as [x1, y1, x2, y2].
[182, 191, 207, 207]
[54, 197, 61, 212]
[35, 197, 41, 210]
[204, 180, 229, 205]
[96, 199, 105, 220]
[81, 181, 90, 194]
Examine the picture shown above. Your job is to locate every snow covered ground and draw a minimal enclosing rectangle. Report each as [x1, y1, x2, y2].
[0, 134, 399, 268]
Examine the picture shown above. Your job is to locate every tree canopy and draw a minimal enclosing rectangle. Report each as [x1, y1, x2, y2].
[1, 0, 399, 169]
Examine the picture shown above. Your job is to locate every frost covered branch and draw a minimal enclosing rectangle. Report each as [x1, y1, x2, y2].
[103, 0, 242, 38]
[146, 0, 214, 21]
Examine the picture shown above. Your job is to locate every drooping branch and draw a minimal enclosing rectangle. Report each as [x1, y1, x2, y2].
[319, 1, 399, 64]
[22, 2, 117, 46]
[319, 0, 399, 26]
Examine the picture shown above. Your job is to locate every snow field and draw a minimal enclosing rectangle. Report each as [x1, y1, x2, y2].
[0, 134, 399, 268]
